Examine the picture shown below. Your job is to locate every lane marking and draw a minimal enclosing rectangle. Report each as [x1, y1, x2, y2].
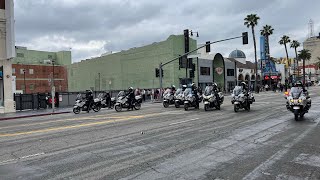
[0, 152, 45, 165]
[169, 118, 199, 126]
[0, 117, 138, 137]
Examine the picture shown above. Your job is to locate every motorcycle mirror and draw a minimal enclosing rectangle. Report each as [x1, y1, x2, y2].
[284, 96, 287, 99]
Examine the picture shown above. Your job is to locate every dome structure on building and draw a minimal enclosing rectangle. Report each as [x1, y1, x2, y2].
[229, 49, 246, 59]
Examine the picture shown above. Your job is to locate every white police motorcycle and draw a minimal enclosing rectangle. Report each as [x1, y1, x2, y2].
[202, 86, 224, 111]
[231, 86, 255, 112]
[285, 87, 311, 121]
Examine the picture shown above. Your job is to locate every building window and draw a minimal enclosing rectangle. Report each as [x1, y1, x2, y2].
[200, 67, 210, 76]
[20, 69, 26, 74]
[48, 55, 53, 59]
[29, 84, 35, 91]
[29, 69, 34, 74]
[12, 68, 15, 74]
[17, 53, 24, 57]
[227, 69, 235, 76]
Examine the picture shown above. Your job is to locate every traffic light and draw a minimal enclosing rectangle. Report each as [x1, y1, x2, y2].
[179, 56, 182, 69]
[188, 58, 193, 68]
[191, 63, 196, 71]
[161, 68, 164, 77]
[205, 41, 210, 52]
[242, 32, 248, 45]
[189, 70, 195, 78]
[155, 68, 159, 77]
[184, 29, 189, 53]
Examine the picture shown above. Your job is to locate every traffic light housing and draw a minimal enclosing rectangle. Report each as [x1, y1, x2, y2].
[189, 70, 195, 78]
[188, 58, 193, 68]
[191, 63, 196, 71]
[242, 32, 248, 45]
[179, 56, 182, 69]
[161, 68, 164, 77]
[155, 68, 159, 77]
[184, 29, 190, 53]
[205, 41, 210, 52]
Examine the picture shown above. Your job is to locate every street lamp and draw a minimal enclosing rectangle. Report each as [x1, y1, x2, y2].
[52, 60, 55, 87]
[190, 30, 199, 37]
[98, 73, 101, 91]
[23, 69, 26, 93]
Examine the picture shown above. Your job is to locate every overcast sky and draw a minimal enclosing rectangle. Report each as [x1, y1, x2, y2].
[13, 0, 320, 63]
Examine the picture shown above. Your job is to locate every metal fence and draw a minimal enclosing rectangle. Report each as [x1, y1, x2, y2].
[14, 93, 48, 111]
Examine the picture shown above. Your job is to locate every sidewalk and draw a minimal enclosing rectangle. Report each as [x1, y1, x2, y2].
[0, 107, 72, 121]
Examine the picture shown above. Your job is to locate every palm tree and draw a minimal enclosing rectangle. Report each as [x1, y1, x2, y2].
[290, 40, 300, 78]
[260, 25, 274, 54]
[244, 14, 260, 92]
[279, 35, 291, 79]
[298, 49, 311, 85]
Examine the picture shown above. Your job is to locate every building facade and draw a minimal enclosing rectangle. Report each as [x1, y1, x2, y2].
[12, 46, 71, 94]
[303, 36, 320, 64]
[0, 0, 15, 113]
[68, 35, 198, 91]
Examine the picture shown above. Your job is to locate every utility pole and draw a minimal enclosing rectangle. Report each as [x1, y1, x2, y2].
[51, 60, 55, 113]
[23, 69, 26, 93]
[98, 73, 101, 91]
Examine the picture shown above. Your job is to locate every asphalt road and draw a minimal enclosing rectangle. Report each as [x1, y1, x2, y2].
[0, 87, 320, 180]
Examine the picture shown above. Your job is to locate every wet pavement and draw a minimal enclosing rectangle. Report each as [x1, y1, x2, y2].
[0, 87, 319, 179]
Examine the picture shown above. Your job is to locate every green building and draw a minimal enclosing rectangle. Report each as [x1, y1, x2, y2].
[14, 46, 71, 65]
[68, 35, 198, 91]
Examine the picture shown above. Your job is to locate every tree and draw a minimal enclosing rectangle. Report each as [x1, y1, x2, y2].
[315, 57, 320, 68]
[279, 35, 291, 79]
[290, 40, 300, 78]
[244, 14, 260, 92]
[260, 25, 274, 54]
[298, 49, 311, 85]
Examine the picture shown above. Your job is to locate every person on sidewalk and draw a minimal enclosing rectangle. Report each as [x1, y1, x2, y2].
[142, 89, 146, 102]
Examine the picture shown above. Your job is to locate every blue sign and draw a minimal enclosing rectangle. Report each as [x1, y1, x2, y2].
[260, 36, 278, 76]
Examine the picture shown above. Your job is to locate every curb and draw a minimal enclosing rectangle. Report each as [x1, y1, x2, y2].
[0, 111, 71, 121]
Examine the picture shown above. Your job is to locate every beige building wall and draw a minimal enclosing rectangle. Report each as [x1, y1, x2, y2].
[0, 0, 15, 113]
[303, 37, 320, 64]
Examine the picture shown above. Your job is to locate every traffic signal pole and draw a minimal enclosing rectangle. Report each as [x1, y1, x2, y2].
[158, 34, 247, 101]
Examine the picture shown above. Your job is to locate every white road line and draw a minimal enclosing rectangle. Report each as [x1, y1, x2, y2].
[169, 118, 199, 126]
[0, 152, 45, 166]
[20, 152, 45, 159]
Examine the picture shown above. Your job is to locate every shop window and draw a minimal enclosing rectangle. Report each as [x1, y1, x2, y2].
[29, 69, 34, 74]
[227, 69, 234, 76]
[12, 68, 15, 74]
[200, 67, 210, 76]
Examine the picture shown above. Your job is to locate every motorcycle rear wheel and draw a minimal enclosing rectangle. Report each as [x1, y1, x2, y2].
[216, 103, 221, 110]
[115, 105, 122, 112]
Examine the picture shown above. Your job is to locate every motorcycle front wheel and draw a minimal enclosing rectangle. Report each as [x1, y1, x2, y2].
[184, 104, 189, 111]
[294, 109, 299, 121]
[73, 107, 80, 114]
[175, 102, 180, 108]
[134, 102, 141, 110]
[163, 101, 169, 108]
[93, 104, 101, 112]
[115, 105, 122, 112]
[204, 104, 209, 111]
[246, 103, 250, 112]
[216, 103, 221, 110]
[234, 104, 239, 112]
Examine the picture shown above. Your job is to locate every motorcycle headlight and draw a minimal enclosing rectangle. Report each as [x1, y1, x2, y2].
[298, 99, 302, 103]
[290, 99, 294, 103]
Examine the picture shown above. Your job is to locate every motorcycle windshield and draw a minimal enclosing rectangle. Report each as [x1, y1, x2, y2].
[183, 88, 192, 96]
[117, 91, 125, 98]
[175, 89, 182, 95]
[290, 87, 302, 99]
[233, 86, 243, 96]
[204, 86, 213, 96]
[163, 89, 172, 96]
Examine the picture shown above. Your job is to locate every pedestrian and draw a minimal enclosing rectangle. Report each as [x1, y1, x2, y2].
[142, 89, 146, 102]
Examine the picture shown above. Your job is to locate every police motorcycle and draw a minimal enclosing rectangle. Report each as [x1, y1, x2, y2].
[73, 93, 101, 114]
[101, 93, 116, 109]
[184, 88, 202, 111]
[285, 86, 311, 121]
[231, 86, 255, 112]
[114, 91, 142, 112]
[202, 85, 224, 111]
[163, 89, 175, 108]
[174, 85, 187, 108]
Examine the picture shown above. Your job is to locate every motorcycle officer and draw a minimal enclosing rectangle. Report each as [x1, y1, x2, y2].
[85, 90, 94, 113]
[126, 87, 135, 110]
[182, 84, 187, 92]
[241, 82, 249, 96]
[104, 91, 112, 109]
[191, 83, 199, 109]
[170, 85, 176, 95]
[212, 82, 220, 102]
